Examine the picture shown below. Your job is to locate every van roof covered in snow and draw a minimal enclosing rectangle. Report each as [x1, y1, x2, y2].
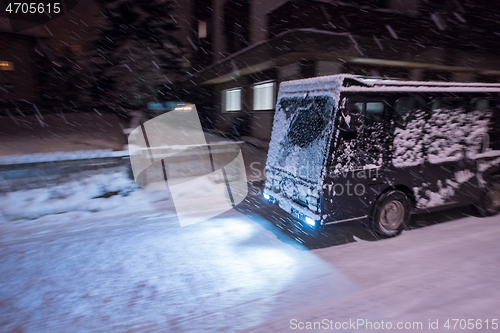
[278, 74, 500, 94]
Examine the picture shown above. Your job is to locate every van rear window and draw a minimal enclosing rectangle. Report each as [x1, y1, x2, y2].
[278, 96, 335, 147]
[266, 95, 336, 183]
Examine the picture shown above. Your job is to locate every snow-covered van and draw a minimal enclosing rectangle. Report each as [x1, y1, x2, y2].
[263, 74, 500, 237]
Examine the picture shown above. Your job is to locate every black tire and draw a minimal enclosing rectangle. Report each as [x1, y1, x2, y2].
[476, 174, 500, 217]
[370, 190, 412, 238]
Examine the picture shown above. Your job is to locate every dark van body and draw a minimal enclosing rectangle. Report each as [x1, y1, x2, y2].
[263, 75, 500, 237]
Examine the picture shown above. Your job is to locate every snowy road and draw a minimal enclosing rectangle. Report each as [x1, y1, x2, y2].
[0, 200, 499, 332]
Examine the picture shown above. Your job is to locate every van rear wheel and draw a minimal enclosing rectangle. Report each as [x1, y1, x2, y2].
[370, 191, 411, 238]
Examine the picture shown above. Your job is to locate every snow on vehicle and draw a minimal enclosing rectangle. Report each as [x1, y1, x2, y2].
[263, 74, 500, 237]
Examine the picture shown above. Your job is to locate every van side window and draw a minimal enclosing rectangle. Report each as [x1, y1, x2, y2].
[365, 102, 384, 126]
[431, 97, 464, 111]
[354, 102, 364, 112]
[343, 102, 364, 130]
[430, 99, 443, 110]
[475, 99, 490, 110]
[335, 101, 386, 170]
[394, 97, 424, 128]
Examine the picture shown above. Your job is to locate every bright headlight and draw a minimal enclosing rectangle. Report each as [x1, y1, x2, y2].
[305, 217, 316, 227]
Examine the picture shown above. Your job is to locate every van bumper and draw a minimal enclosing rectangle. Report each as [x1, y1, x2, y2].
[263, 192, 321, 228]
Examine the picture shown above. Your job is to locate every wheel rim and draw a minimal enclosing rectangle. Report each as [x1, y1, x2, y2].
[380, 200, 405, 232]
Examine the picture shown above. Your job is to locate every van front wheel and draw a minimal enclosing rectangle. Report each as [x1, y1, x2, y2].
[370, 191, 411, 238]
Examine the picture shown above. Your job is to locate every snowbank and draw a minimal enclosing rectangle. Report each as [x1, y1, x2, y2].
[0, 172, 170, 221]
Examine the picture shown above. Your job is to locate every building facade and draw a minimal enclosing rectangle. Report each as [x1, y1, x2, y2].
[0, 20, 52, 104]
[179, 0, 500, 142]
[0, 1, 99, 107]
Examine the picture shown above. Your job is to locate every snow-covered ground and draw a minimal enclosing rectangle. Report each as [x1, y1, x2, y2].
[0, 125, 497, 332]
[251, 214, 500, 332]
[1, 180, 499, 332]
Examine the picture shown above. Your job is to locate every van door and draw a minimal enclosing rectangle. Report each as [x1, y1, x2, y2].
[459, 98, 491, 203]
[417, 97, 482, 209]
[391, 95, 427, 206]
[322, 98, 389, 223]
[265, 94, 336, 217]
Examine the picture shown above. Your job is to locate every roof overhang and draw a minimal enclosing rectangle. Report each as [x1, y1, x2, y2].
[0, 18, 52, 37]
[186, 28, 500, 87]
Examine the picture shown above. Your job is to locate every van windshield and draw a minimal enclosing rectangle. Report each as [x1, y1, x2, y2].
[280, 96, 333, 146]
[267, 95, 336, 183]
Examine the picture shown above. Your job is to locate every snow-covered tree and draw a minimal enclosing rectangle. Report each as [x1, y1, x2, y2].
[91, 0, 184, 110]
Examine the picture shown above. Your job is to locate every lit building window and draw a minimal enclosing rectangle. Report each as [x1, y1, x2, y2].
[198, 20, 207, 39]
[253, 81, 275, 111]
[223, 88, 241, 112]
[63, 42, 82, 54]
[0, 61, 14, 71]
[70, 43, 82, 53]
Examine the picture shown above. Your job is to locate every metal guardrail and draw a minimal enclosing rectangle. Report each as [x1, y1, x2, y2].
[0, 150, 130, 193]
[0, 150, 129, 167]
[0, 141, 244, 192]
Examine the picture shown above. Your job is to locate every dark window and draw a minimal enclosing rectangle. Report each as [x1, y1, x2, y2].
[223, 0, 250, 54]
[344, 101, 385, 127]
[193, 0, 213, 68]
[365, 102, 384, 126]
[342, 102, 364, 132]
[474, 98, 490, 110]
[394, 96, 425, 128]
[430, 97, 464, 111]
[337, 100, 386, 168]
